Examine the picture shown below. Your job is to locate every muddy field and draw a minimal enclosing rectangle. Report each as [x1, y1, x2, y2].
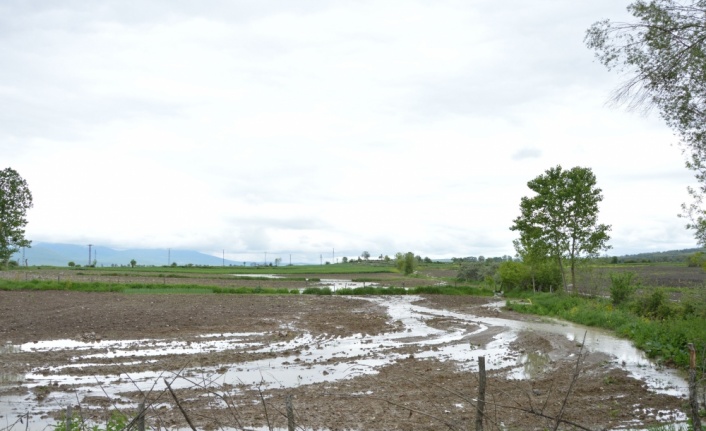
[0, 288, 691, 431]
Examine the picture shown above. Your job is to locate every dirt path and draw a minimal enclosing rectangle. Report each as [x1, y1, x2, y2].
[0, 291, 689, 430]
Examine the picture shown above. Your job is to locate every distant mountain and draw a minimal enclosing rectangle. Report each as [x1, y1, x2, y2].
[11, 243, 242, 267]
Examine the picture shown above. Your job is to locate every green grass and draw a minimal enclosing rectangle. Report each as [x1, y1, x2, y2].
[505, 291, 706, 370]
[64, 263, 401, 276]
[0, 279, 124, 292]
[0, 278, 493, 298]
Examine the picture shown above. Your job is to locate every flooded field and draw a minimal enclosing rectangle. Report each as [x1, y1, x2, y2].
[0, 290, 691, 430]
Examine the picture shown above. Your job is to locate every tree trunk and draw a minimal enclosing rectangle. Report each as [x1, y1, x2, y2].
[557, 256, 567, 292]
[688, 344, 703, 431]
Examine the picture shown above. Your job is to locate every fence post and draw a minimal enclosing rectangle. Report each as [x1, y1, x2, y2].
[137, 400, 146, 431]
[688, 344, 703, 431]
[65, 405, 72, 431]
[286, 394, 295, 431]
[475, 356, 486, 431]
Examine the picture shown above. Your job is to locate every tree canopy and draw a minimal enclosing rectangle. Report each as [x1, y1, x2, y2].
[510, 166, 611, 291]
[395, 251, 416, 275]
[0, 168, 33, 268]
[585, 0, 706, 242]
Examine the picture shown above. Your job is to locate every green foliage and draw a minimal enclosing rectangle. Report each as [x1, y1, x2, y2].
[54, 411, 128, 431]
[0, 167, 33, 269]
[609, 271, 638, 305]
[586, 1, 706, 246]
[506, 291, 706, 370]
[456, 262, 498, 283]
[395, 252, 416, 275]
[687, 251, 706, 267]
[497, 261, 531, 290]
[510, 165, 612, 290]
[631, 289, 676, 320]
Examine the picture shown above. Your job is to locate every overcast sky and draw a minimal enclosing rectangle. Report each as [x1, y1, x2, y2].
[2, 1, 699, 263]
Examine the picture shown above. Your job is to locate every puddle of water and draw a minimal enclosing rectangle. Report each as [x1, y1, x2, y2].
[509, 351, 551, 380]
[0, 342, 23, 384]
[0, 342, 19, 355]
[0, 295, 689, 429]
[230, 274, 285, 279]
[317, 279, 379, 291]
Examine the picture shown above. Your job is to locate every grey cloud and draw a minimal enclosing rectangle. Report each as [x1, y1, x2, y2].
[228, 215, 331, 231]
[512, 147, 542, 160]
[238, 227, 271, 251]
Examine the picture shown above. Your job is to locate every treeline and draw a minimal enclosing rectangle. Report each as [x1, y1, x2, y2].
[614, 248, 706, 263]
[456, 260, 562, 292]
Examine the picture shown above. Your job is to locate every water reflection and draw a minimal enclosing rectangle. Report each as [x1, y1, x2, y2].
[0, 295, 690, 427]
[510, 351, 551, 380]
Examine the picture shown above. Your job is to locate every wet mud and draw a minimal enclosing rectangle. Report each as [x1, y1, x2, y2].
[0, 291, 690, 430]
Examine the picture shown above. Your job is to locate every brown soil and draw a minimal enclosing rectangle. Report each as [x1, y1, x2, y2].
[0, 290, 689, 430]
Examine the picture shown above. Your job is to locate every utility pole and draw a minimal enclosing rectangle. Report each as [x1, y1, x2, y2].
[264, 251, 267, 266]
[168, 248, 171, 266]
[88, 244, 92, 267]
[222, 249, 225, 267]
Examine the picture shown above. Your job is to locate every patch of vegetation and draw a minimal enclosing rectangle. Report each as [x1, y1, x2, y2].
[0, 279, 124, 293]
[505, 290, 706, 370]
[53, 411, 128, 431]
[212, 287, 298, 295]
[302, 286, 333, 295]
[609, 271, 638, 305]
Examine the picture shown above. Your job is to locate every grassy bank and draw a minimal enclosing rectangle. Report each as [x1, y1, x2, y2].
[0, 278, 492, 297]
[505, 290, 706, 370]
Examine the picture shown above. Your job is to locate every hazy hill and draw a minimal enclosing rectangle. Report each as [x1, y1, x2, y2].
[12, 243, 241, 267]
[617, 248, 706, 263]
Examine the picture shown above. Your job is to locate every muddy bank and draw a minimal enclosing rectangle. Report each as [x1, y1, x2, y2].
[0, 291, 690, 430]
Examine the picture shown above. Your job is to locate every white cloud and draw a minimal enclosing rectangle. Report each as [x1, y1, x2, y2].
[2, 0, 699, 262]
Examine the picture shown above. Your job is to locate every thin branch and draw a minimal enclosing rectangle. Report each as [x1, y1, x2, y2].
[164, 378, 197, 431]
[553, 331, 587, 431]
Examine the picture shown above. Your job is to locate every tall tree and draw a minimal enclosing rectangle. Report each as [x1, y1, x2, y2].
[510, 166, 612, 291]
[585, 0, 706, 242]
[395, 251, 416, 275]
[0, 168, 33, 268]
[513, 225, 551, 292]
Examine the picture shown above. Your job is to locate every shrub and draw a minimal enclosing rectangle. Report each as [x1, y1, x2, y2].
[609, 272, 637, 305]
[497, 261, 531, 290]
[632, 289, 676, 320]
[687, 251, 706, 267]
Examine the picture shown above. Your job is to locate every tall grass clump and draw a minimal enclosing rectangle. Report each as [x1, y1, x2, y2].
[302, 286, 332, 295]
